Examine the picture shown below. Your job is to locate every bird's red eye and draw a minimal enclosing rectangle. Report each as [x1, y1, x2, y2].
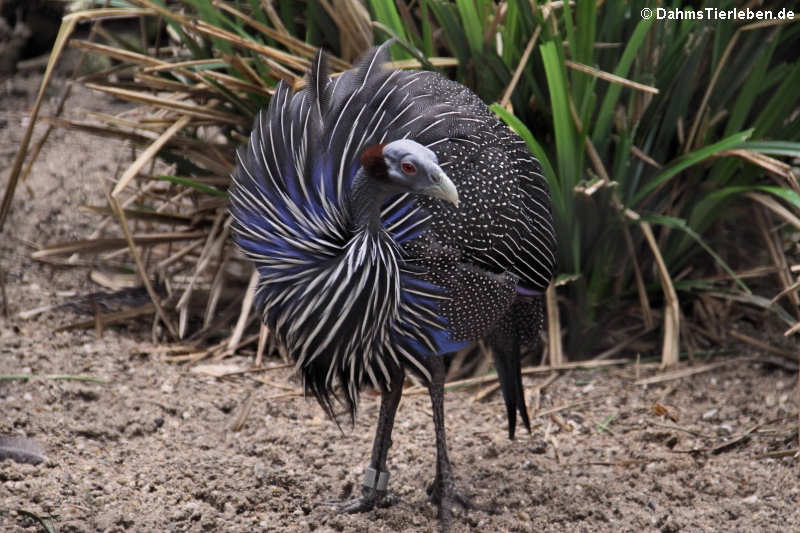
[401, 162, 416, 174]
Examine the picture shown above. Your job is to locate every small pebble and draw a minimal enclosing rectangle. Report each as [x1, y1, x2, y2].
[702, 408, 718, 420]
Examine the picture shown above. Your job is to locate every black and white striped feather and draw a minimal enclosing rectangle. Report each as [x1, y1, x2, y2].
[230, 43, 556, 421]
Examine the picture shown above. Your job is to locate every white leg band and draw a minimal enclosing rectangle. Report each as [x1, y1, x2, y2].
[363, 467, 390, 491]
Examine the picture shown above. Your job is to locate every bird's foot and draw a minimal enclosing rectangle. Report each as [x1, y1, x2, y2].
[318, 487, 399, 514]
[426, 471, 490, 528]
[318, 467, 399, 515]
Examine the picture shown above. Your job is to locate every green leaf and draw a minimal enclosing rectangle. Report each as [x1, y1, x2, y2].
[540, 40, 579, 190]
[591, 17, 654, 148]
[752, 58, 800, 138]
[182, 0, 234, 55]
[756, 186, 800, 209]
[428, 1, 470, 71]
[734, 141, 800, 158]
[723, 28, 780, 137]
[420, 0, 434, 57]
[631, 129, 754, 206]
[455, 0, 484, 53]
[367, 0, 411, 58]
[683, 184, 800, 259]
[643, 215, 749, 293]
[456, 0, 483, 53]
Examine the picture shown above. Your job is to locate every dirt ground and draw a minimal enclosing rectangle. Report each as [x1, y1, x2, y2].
[2, 71, 800, 533]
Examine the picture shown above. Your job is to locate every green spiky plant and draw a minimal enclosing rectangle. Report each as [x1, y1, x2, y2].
[3, 0, 798, 365]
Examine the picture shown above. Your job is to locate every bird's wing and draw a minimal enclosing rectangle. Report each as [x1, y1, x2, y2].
[401, 74, 557, 293]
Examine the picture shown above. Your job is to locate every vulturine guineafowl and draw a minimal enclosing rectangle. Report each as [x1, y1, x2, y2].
[229, 43, 556, 528]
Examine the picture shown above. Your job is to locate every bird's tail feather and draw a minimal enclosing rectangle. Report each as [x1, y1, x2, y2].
[489, 333, 530, 440]
[487, 296, 545, 439]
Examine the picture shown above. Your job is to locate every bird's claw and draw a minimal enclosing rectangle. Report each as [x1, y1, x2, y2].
[317, 488, 399, 515]
[426, 473, 493, 529]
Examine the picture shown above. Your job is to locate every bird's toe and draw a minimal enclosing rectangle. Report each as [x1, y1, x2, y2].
[317, 488, 399, 515]
[427, 473, 494, 520]
[376, 490, 401, 508]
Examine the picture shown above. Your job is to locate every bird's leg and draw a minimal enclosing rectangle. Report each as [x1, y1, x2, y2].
[426, 356, 481, 527]
[324, 369, 404, 513]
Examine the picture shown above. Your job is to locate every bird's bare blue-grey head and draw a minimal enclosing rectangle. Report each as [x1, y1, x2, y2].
[360, 139, 459, 208]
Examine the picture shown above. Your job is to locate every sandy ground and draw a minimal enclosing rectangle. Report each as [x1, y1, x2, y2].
[2, 72, 800, 533]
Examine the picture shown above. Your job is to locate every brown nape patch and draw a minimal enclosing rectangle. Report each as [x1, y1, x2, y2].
[360, 144, 388, 180]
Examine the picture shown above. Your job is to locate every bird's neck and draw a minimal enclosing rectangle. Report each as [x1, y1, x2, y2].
[349, 168, 391, 233]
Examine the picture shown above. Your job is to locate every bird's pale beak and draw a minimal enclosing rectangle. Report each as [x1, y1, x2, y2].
[425, 169, 459, 208]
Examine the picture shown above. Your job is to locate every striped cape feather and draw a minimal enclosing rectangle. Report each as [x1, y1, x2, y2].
[229, 45, 469, 418]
